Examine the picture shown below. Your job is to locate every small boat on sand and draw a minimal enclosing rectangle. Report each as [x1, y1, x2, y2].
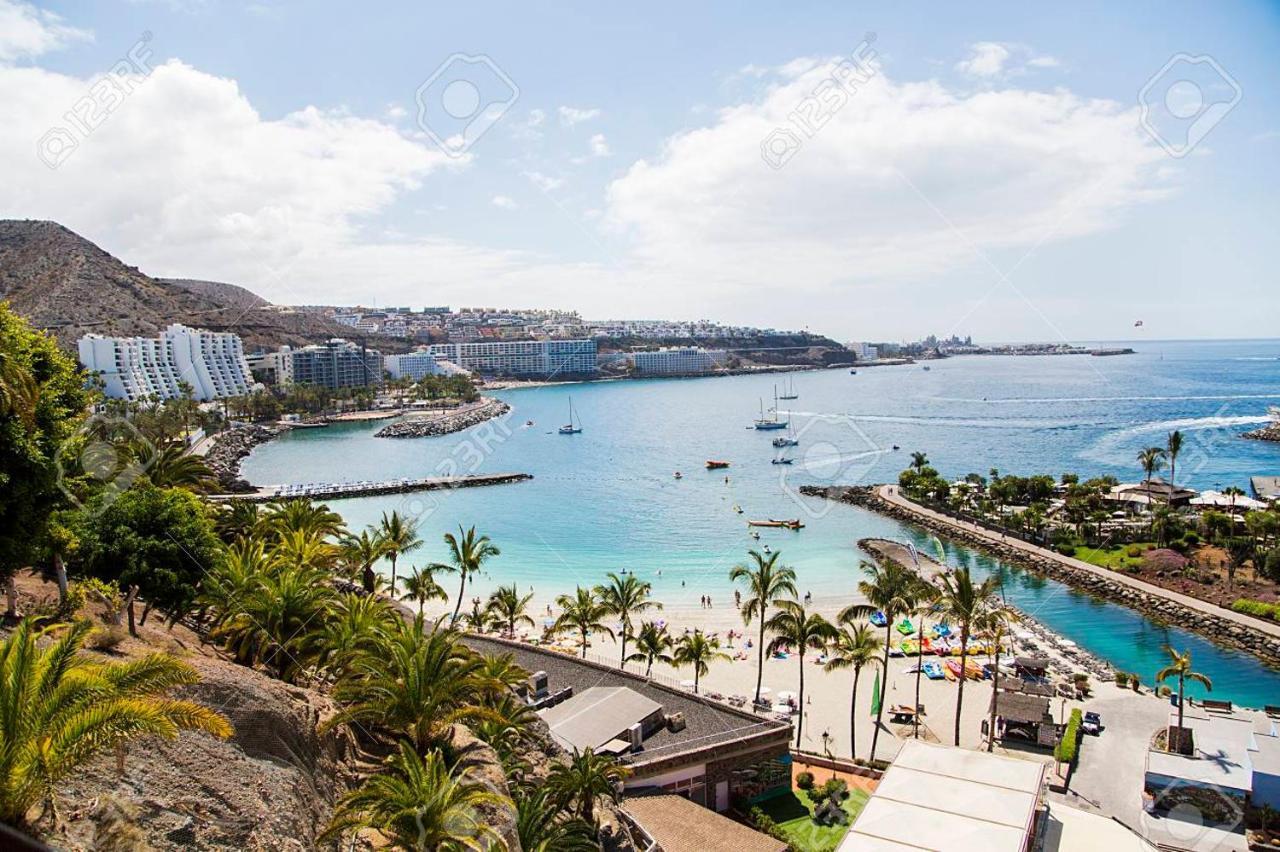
[945, 660, 962, 680]
[747, 518, 805, 529]
[870, 611, 887, 627]
[896, 619, 915, 636]
[923, 661, 945, 680]
[706, 460, 730, 470]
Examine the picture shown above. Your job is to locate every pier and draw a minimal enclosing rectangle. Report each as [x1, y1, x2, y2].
[208, 472, 533, 503]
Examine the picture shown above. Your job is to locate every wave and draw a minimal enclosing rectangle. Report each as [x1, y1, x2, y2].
[787, 412, 1084, 430]
[930, 393, 1280, 404]
[1080, 413, 1272, 466]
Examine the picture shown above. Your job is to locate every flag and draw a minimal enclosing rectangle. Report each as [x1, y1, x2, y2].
[870, 670, 882, 717]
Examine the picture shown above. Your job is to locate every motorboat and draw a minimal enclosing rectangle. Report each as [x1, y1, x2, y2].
[705, 460, 731, 470]
[772, 436, 799, 448]
[771, 458, 794, 465]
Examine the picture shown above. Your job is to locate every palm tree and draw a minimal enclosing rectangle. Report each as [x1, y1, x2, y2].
[907, 579, 941, 740]
[1223, 485, 1246, 514]
[262, 499, 346, 540]
[1137, 446, 1167, 509]
[215, 500, 263, 542]
[485, 583, 535, 635]
[1166, 430, 1183, 488]
[978, 601, 1018, 752]
[626, 620, 674, 678]
[673, 629, 730, 694]
[765, 600, 837, 747]
[327, 615, 494, 755]
[514, 785, 598, 852]
[430, 525, 501, 624]
[547, 747, 631, 828]
[400, 566, 449, 616]
[936, 566, 999, 746]
[273, 528, 340, 573]
[553, 587, 614, 659]
[0, 347, 37, 429]
[379, 511, 423, 597]
[0, 618, 232, 827]
[595, 572, 660, 669]
[1156, 646, 1213, 755]
[841, 558, 915, 763]
[729, 549, 798, 702]
[910, 451, 929, 473]
[135, 442, 217, 491]
[341, 528, 387, 594]
[305, 592, 398, 678]
[212, 564, 336, 682]
[321, 742, 507, 851]
[823, 621, 883, 760]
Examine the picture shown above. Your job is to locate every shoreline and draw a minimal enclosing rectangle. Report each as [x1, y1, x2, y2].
[374, 397, 510, 439]
[802, 484, 1280, 671]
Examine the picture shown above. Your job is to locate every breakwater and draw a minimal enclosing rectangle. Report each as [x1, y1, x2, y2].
[1244, 421, 1280, 443]
[375, 398, 510, 438]
[210, 472, 533, 503]
[804, 485, 1280, 669]
[203, 423, 288, 492]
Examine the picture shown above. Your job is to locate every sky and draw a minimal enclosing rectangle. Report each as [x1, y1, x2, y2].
[0, 1, 1277, 343]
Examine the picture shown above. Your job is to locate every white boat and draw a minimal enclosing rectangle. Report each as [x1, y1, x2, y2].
[778, 376, 798, 400]
[559, 396, 582, 434]
[753, 387, 789, 430]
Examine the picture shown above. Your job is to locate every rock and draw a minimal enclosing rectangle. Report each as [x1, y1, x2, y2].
[375, 399, 510, 439]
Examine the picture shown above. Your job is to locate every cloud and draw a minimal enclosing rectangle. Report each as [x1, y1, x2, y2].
[0, 0, 91, 63]
[558, 105, 601, 126]
[956, 42, 1061, 79]
[588, 133, 610, 157]
[491, 194, 517, 210]
[522, 170, 563, 192]
[605, 56, 1170, 304]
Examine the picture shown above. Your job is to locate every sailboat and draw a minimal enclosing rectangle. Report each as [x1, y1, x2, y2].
[772, 419, 799, 448]
[778, 375, 798, 400]
[753, 387, 788, 431]
[558, 396, 582, 434]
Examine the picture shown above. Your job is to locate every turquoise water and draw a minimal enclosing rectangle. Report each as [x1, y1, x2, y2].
[242, 339, 1280, 706]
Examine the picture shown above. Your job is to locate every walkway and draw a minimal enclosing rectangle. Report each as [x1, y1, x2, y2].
[876, 484, 1280, 640]
[207, 472, 533, 502]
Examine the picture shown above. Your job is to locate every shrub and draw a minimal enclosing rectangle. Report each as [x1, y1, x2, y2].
[1126, 545, 1143, 558]
[1265, 548, 1280, 582]
[1231, 599, 1280, 621]
[85, 624, 128, 652]
[1057, 544, 1077, 557]
[813, 777, 848, 806]
[1055, 709, 1083, 764]
[1114, 672, 1129, 687]
[1181, 531, 1201, 547]
[796, 771, 815, 791]
[1142, 548, 1190, 573]
[1130, 674, 1141, 692]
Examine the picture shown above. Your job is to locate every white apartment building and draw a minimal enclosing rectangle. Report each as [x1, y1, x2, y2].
[630, 347, 728, 375]
[78, 324, 255, 401]
[385, 350, 449, 381]
[848, 341, 879, 361]
[427, 339, 597, 377]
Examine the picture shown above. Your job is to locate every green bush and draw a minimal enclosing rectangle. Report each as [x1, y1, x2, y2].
[1126, 545, 1142, 558]
[1114, 672, 1129, 687]
[85, 624, 128, 651]
[796, 771, 815, 790]
[1055, 709, 1083, 764]
[1057, 544, 1077, 557]
[1231, 599, 1280, 621]
[1181, 531, 1201, 547]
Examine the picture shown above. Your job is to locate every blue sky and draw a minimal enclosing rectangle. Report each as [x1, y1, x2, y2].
[3, 1, 1278, 341]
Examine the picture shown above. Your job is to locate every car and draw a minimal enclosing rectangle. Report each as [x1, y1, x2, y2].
[1082, 711, 1102, 735]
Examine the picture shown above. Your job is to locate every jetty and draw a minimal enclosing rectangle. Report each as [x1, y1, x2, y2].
[208, 472, 533, 503]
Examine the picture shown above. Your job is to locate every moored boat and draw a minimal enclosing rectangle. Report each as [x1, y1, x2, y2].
[896, 618, 915, 636]
[923, 661, 945, 680]
[706, 460, 730, 469]
[870, 611, 887, 627]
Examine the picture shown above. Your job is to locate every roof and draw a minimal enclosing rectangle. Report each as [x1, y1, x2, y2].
[841, 741, 1045, 852]
[461, 635, 791, 770]
[990, 691, 1051, 724]
[1190, 490, 1268, 510]
[1040, 803, 1155, 851]
[1252, 476, 1280, 500]
[1146, 710, 1255, 792]
[538, 687, 662, 752]
[623, 793, 787, 852]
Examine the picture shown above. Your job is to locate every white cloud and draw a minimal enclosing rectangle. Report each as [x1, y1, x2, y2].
[588, 133, 610, 157]
[491, 194, 518, 210]
[522, 170, 563, 192]
[558, 105, 601, 126]
[956, 42, 1061, 79]
[527, 108, 545, 127]
[384, 104, 407, 120]
[0, 0, 91, 63]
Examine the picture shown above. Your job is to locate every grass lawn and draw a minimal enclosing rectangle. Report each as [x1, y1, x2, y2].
[757, 787, 870, 852]
[1073, 542, 1154, 571]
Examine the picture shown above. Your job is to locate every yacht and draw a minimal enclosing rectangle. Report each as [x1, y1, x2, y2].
[558, 396, 582, 434]
[753, 387, 789, 430]
[778, 376, 798, 400]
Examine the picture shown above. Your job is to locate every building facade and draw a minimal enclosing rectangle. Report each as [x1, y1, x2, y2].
[630, 347, 728, 375]
[427, 339, 597, 377]
[78, 324, 255, 401]
[289, 340, 384, 389]
[385, 350, 449, 381]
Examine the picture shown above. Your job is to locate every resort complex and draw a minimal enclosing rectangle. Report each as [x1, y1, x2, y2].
[78, 323, 256, 401]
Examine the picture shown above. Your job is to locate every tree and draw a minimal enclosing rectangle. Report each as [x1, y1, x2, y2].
[305, 592, 398, 679]
[321, 742, 507, 851]
[216, 500, 263, 543]
[673, 629, 730, 694]
[1156, 646, 1212, 755]
[626, 620, 674, 677]
[907, 579, 941, 740]
[0, 303, 93, 618]
[729, 549, 798, 702]
[74, 483, 225, 625]
[823, 620, 883, 760]
[936, 567, 999, 746]
[212, 563, 336, 682]
[841, 558, 915, 763]
[401, 566, 449, 616]
[133, 442, 217, 491]
[341, 528, 387, 594]
[430, 525, 500, 624]
[978, 601, 1018, 752]
[765, 600, 837, 747]
[485, 583, 535, 635]
[513, 785, 598, 852]
[0, 618, 232, 828]
[547, 747, 630, 829]
[1166, 430, 1183, 488]
[262, 499, 345, 540]
[379, 510, 423, 597]
[595, 572, 660, 669]
[1137, 446, 1167, 509]
[910, 451, 929, 473]
[553, 587, 613, 659]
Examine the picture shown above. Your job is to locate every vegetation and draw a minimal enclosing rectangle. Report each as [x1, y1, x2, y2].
[935, 566, 1001, 746]
[595, 572, 660, 669]
[626, 620, 674, 677]
[766, 601, 837, 746]
[378, 510, 422, 598]
[1231, 598, 1280, 620]
[1055, 708, 1083, 765]
[553, 586, 614, 658]
[823, 621, 883, 761]
[1156, 645, 1212, 754]
[730, 549, 798, 703]
[672, 629, 729, 694]
[430, 524, 500, 624]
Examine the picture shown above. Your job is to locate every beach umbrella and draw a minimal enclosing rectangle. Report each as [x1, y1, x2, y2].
[758, 686, 773, 696]
[1014, 630, 1034, 641]
[1060, 639, 1077, 649]
[777, 690, 797, 703]
[869, 670, 882, 717]
[680, 679, 696, 689]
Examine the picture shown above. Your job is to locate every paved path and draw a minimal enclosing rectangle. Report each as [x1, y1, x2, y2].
[876, 484, 1280, 640]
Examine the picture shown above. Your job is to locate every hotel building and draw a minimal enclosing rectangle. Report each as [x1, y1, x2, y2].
[427, 339, 597, 378]
[630, 346, 728, 375]
[287, 340, 384, 389]
[78, 324, 255, 401]
[385, 350, 450, 381]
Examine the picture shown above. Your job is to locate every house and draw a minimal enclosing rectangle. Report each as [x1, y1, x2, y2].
[987, 691, 1058, 747]
[1108, 479, 1198, 508]
[1251, 476, 1280, 503]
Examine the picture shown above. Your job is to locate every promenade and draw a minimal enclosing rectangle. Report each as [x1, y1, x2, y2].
[207, 472, 533, 503]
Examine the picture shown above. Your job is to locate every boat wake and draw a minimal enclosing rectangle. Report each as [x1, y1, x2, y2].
[931, 393, 1280, 404]
[1080, 413, 1272, 466]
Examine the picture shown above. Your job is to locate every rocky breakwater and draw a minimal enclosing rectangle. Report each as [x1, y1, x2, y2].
[203, 423, 287, 492]
[803, 485, 1280, 670]
[375, 397, 510, 439]
[1244, 419, 1280, 443]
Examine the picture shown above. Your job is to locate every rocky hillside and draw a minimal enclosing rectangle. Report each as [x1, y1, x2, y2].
[0, 221, 409, 354]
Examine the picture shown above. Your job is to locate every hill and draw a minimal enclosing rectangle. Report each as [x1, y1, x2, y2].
[0, 221, 409, 353]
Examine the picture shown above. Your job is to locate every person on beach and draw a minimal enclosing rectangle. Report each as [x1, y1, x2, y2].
[735, 590, 742, 608]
